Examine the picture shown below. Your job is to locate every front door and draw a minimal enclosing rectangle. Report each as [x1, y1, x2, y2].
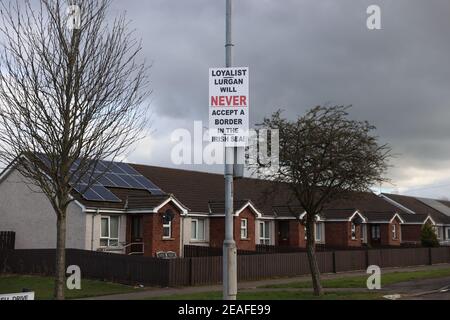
[278, 222, 290, 246]
[130, 216, 144, 255]
[370, 225, 381, 247]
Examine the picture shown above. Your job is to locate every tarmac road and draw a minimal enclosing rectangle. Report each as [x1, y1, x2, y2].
[385, 276, 450, 300]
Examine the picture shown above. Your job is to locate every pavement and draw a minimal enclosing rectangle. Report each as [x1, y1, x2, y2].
[80, 263, 450, 300]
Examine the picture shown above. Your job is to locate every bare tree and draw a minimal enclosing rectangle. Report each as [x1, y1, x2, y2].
[253, 106, 391, 295]
[0, 0, 150, 299]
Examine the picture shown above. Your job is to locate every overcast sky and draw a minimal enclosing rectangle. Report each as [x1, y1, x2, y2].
[3, 1, 448, 199]
[105, 0, 450, 199]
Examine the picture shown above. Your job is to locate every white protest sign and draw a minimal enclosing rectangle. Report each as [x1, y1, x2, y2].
[209, 67, 249, 147]
[0, 292, 35, 301]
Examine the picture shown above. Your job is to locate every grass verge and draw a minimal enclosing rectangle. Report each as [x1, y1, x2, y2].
[0, 274, 142, 300]
[262, 268, 450, 289]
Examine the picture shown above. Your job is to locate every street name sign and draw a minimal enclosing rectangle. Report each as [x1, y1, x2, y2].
[0, 292, 35, 301]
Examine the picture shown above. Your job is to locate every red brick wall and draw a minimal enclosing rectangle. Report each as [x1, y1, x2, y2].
[209, 217, 225, 248]
[325, 222, 348, 248]
[142, 214, 154, 257]
[379, 224, 390, 246]
[380, 218, 401, 246]
[209, 208, 257, 251]
[324, 222, 363, 248]
[401, 225, 422, 244]
[288, 220, 306, 248]
[347, 223, 363, 247]
[234, 208, 256, 251]
[137, 203, 182, 257]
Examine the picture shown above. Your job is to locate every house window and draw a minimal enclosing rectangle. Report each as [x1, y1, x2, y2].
[191, 219, 206, 241]
[392, 224, 398, 240]
[371, 225, 381, 240]
[162, 210, 174, 239]
[436, 227, 443, 240]
[446, 228, 450, 240]
[351, 223, 357, 240]
[259, 221, 271, 245]
[100, 216, 120, 247]
[361, 224, 366, 242]
[315, 223, 323, 242]
[241, 219, 248, 239]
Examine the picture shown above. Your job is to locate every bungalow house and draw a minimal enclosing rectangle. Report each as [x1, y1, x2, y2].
[0, 159, 190, 257]
[312, 191, 415, 249]
[271, 207, 325, 248]
[381, 193, 450, 245]
[0, 158, 442, 257]
[399, 213, 436, 246]
[363, 212, 405, 247]
[319, 209, 367, 248]
[316, 209, 407, 248]
[207, 200, 269, 251]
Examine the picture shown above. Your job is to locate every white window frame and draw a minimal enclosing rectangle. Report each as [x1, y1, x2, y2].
[100, 216, 120, 247]
[163, 220, 172, 239]
[259, 221, 271, 245]
[191, 219, 206, 241]
[351, 223, 357, 240]
[392, 224, 398, 240]
[372, 225, 381, 240]
[241, 218, 248, 239]
[361, 224, 367, 242]
[432, 226, 440, 240]
[436, 227, 443, 241]
[315, 223, 323, 242]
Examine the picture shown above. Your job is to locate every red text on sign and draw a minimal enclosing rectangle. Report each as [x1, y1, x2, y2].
[211, 96, 247, 107]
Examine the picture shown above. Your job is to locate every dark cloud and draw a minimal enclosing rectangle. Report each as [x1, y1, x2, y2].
[1, 1, 444, 195]
[111, 0, 450, 196]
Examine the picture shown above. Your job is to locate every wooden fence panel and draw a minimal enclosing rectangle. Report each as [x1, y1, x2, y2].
[316, 252, 334, 273]
[1, 247, 449, 288]
[334, 250, 367, 272]
[431, 247, 450, 265]
[184, 245, 256, 258]
[368, 248, 429, 268]
[190, 256, 222, 286]
[167, 258, 191, 287]
[0, 249, 55, 275]
[0, 232, 15, 250]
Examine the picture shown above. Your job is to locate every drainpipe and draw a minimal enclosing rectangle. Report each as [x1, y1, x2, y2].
[91, 209, 99, 251]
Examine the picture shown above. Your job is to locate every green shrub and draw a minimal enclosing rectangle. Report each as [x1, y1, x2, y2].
[421, 223, 440, 247]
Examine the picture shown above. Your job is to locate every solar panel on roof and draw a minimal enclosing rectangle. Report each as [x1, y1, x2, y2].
[36, 155, 161, 203]
[133, 175, 160, 190]
[121, 175, 144, 189]
[115, 162, 141, 175]
[91, 185, 121, 202]
[66, 160, 165, 202]
[149, 189, 166, 196]
[72, 183, 121, 202]
[103, 173, 129, 188]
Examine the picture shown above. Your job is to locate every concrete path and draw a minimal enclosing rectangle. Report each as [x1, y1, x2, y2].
[80, 263, 450, 300]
